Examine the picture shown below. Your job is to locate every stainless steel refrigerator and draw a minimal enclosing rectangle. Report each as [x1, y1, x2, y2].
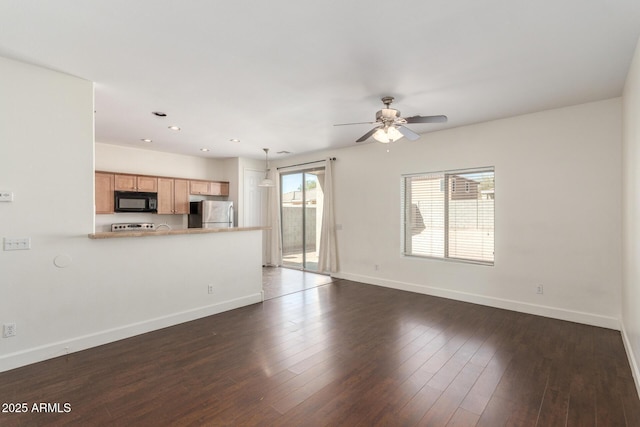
[188, 201, 234, 228]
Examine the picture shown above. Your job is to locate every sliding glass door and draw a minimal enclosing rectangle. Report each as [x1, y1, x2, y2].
[280, 168, 324, 271]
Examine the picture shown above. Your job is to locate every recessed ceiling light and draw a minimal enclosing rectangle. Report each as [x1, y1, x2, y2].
[277, 151, 291, 154]
[152, 111, 167, 117]
[200, 148, 210, 152]
[168, 126, 181, 131]
[141, 138, 153, 143]
[230, 138, 240, 143]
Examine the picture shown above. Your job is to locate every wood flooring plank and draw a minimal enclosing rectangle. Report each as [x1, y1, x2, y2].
[267, 357, 353, 415]
[418, 362, 484, 426]
[566, 379, 596, 427]
[621, 377, 640, 426]
[459, 352, 514, 415]
[535, 386, 569, 427]
[426, 332, 486, 392]
[397, 384, 444, 426]
[476, 395, 518, 427]
[446, 407, 480, 427]
[292, 370, 387, 426]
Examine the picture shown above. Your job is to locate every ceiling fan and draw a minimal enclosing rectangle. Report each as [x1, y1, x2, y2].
[334, 96, 447, 143]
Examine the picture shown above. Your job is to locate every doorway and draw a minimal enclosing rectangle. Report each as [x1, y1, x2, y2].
[280, 168, 324, 271]
[243, 169, 267, 227]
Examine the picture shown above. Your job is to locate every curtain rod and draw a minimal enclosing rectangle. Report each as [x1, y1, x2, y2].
[276, 157, 336, 170]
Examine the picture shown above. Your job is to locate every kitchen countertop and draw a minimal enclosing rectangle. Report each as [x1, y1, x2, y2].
[88, 226, 268, 239]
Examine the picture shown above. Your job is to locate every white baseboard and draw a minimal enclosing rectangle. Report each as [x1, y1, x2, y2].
[621, 322, 640, 399]
[0, 293, 262, 373]
[332, 272, 620, 330]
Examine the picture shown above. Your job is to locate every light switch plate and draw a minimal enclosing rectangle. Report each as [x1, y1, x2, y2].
[0, 192, 14, 202]
[3, 238, 31, 251]
[3, 323, 16, 338]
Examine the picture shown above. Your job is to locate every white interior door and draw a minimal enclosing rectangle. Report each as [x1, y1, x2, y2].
[243, 169, 267, 227]
[243, 168, 268, 262]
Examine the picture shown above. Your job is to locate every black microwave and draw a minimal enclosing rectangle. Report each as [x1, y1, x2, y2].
[114, 191, 158, 213]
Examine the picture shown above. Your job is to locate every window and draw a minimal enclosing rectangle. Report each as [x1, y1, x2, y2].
[402, 167, 495, 265]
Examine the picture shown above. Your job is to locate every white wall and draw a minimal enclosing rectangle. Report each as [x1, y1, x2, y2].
[0, 57, 262, 372]
[622, 36, 640, 394]
[95, 143, 229, 180]
[274, 98, 622, 329]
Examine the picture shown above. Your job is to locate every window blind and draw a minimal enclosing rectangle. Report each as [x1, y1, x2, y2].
[402, 167, 495, 264]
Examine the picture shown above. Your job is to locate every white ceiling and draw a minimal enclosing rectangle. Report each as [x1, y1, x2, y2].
[2, 1, 640, 160]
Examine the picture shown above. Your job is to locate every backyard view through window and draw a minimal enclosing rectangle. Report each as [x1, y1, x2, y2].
[402, 167, 495, 264]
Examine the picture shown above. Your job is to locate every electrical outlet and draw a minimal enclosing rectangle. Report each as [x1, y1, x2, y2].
[3, 237, 31, 251]
[536, 284, 544, 294]
[3, 323, 16, 338]
[0, 192, 14, 202]
[208, 284, 214, 294]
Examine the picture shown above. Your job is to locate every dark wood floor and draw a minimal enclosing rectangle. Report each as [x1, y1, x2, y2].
[1, 278, 639, 426]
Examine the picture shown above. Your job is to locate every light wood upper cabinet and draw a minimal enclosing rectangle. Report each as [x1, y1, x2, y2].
[157, 178, 189, 214]
[210, 181, 230, 197]
[189, 180, 210, 195]
[190, 180, 230, 196]
[136, 176, 158, 192]
[157, 178, 174, 214]
[114, 174, 158, 192]
[96, 171, 228, 215]
[95, 172, 114, 214]
[173, 179, 189, 214]
[114, 174, 136, 191]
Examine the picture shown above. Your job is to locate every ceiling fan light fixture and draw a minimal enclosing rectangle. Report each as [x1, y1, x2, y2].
[338, 96, 446, 143]
[377, 108, 400, 120]
[373, 126, 403, 143]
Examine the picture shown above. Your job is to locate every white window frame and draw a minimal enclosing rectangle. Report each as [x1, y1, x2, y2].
[401, 167, 495, 265]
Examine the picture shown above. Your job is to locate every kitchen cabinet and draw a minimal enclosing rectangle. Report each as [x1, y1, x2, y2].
[189, 180, 210, 195]
[189, 180, 229, 196]
[99, 170, 229, 209]
[173, 179, 190, 213]
[210, 181, 230, 197]
[115, 174, 158, 192]
[157, 178, 189, 214]
[95, 172, 114, 214]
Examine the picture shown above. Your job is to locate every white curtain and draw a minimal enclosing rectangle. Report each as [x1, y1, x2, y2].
[318, 158, 338, 273]
[265, 168, 282, 266]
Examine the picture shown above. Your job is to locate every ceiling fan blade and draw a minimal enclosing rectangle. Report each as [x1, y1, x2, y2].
[356, 126, 381, 143]
[334, 121, 376, 127]
[397, 125, 420, 141]
[404, 115, 448, 124]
